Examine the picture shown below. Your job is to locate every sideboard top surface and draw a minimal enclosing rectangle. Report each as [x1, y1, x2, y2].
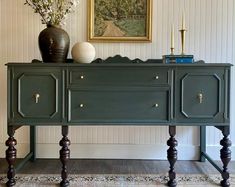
[6, 62, 233, 67]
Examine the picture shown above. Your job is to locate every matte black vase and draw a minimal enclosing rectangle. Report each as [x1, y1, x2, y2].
[38, 25, 70, 63]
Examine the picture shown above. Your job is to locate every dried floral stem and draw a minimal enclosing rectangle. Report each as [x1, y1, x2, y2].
[24, 0, 79, 26]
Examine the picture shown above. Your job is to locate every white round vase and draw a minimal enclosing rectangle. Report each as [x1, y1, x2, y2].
[71, 42, 96, 63]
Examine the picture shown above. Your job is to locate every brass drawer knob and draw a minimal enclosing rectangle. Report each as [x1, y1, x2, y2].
[79, 104, 84, 108]
[34, 93, 40, 104]
[155, 103, 159, 107]
[80, 75, 84, 79]
[155, 76, 159, 80]
[197, 93, 203, 104]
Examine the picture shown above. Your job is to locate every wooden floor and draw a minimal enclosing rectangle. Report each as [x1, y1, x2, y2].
[0, 159, 235, 175]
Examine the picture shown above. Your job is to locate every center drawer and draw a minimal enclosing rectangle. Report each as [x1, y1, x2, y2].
[68, 88, 169, 123]
[68, 67, 169, 86]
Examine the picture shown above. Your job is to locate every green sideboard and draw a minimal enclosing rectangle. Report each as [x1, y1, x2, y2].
[5, 58, 232, 187]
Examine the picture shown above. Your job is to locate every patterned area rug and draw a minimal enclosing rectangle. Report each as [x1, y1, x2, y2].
[0, 174, 235, 187]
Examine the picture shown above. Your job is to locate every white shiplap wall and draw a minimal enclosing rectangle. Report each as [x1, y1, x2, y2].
[0, 0, 234, 160]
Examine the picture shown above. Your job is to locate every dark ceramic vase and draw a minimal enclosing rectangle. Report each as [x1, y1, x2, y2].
[38, 25, 70, 63]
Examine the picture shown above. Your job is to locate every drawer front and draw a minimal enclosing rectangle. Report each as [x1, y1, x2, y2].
[69, 67, 169, 86]
[68, 88, 169, 123]
[11, 69, 62, 123]
[175, 68, 226, 123]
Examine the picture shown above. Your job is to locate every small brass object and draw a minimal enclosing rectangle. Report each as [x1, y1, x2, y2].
[155, 76, 159, 80]
[198, 93, 203, 104]
[179, 29, 187, 55]
[80, 75, 84, 79]
[80, 104, 84, 108]
[34, 93, 40, 104]
[170, 47, 174, 55]
[170, 24, 175, 55]
[155, 104, 159, 107]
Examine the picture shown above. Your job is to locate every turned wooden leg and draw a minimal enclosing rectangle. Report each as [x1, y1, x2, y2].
[167, 126, 178, 187]
[5, 126, 17, 187]
[60, 126, 70, 187]
[220, 127, 231, 187]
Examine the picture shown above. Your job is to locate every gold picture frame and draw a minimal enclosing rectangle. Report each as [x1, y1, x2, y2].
[88, 0, 152, 42]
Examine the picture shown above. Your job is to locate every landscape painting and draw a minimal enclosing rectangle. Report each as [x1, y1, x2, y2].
[88, 0, 152, 42]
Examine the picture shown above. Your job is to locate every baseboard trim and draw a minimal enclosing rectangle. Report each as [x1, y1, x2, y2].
[37, 143, 199, 160]
[35, 144, 235, 160]
[206, 145, 235, 160]
[1, 143, 234, 160]
[0, 143, 29, 158]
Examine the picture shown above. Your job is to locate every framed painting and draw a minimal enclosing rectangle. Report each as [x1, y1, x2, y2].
[88, 0, 152, 42]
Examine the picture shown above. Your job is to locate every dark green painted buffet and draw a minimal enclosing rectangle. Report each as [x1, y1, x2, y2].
[5, 57, 232, 187]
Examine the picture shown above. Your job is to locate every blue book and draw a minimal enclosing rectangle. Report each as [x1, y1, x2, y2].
[163, 55, 194, 64]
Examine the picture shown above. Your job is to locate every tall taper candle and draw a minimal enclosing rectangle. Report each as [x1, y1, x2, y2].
[171, 24, 175, 49]
[182, 11, 186, 30]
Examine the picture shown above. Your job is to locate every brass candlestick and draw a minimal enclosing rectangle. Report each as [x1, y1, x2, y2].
[179, 29, 187, 55]
[170, 47, 174, 55]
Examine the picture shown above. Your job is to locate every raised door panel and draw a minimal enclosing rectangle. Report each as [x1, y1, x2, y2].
[181, 73, 220, 118]
[11, 68, 63, 124]
[68, 88, 170, 124]
[175, 68, 225, 124]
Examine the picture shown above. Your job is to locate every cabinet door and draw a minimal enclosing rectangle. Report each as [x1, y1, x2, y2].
[175, 68, 226, 123]
[11, 68, 62, 124]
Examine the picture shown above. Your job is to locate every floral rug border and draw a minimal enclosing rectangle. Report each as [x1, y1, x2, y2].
[0, 174, 234, 185]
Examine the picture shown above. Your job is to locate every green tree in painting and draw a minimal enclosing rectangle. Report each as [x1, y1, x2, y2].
[94, 0, 147, 37]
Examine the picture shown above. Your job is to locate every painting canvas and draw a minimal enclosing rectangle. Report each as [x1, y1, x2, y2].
[88, 0, 152, 42]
